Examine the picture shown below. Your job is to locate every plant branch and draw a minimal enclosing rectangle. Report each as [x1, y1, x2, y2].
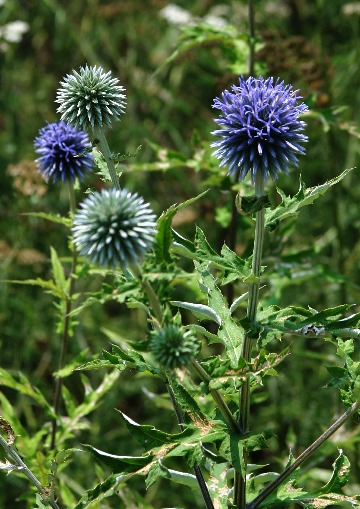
[235, 174, 265, 508]
[0, 433, 61, 509]
[93, 126, 120, 189]
[165, 376, 215, 509]
[190, 359, 240, 435]
[246, 399, 360, 509]
[50, 181, 78, 450]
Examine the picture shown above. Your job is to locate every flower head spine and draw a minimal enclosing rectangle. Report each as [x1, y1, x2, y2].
[56, 65, 127, 131]
[72, 188, 156, 269]
[34, 121, 93, 183]
[211, 76, 308, 183]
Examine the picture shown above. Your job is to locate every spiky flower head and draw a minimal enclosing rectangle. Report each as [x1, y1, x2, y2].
[34, 121, 93, 183]
[56, 65, 127, 131]
[150, 325, 199, 369]
[72, 188, 156, 269]
[211, 76, 308, 183]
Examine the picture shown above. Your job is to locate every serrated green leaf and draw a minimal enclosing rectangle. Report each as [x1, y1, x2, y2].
[171, 300, 222, 325]
[265, 169, 354, 231]
[315, 450, 350, 495]
[155, 190, 208, 264]
[146, 460, 198, 489]
[35, 494, 49, 509]
[50, 246, 68, 294]
[82, 444, 152, 472]
[208, 462, 231, 509]
[166, 377, 205, 419]
[4, 278, 64, 299]
[23, 212, 71, 227]
[66, 371, 120, 424]
[229, 432, 245, 475]
[103, 344, 157, 374]
[195, 262, 244, 368]
[0, 369, 54, 418]
[74, 358, 114, 372]
[73, 473, 118, 509]
[172, 226, 250, 280]
[92, 147, 111, 182]
[189, 324, 222, 343]
[254, 450, 360, 508]
[117, 411, 193, 451]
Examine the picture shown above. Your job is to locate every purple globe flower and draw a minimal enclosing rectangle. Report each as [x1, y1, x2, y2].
[211, 76, 308, 183]
[34, 121, 93, 183]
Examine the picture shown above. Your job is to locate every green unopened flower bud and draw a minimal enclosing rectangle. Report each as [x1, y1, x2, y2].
[56, 65, 127, 131]
[72, 188, 156, 269]
[150, 325, 199, 369]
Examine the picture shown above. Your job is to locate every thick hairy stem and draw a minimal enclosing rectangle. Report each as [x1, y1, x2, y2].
[93, 126, 120, 189]
[247, 400, 360, 509]
[235, 174, 265, 508]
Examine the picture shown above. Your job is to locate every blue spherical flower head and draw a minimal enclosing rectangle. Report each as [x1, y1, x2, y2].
[34, 121, 93, 183]
[72, 188, 156, 269]
[211, 76, 308, 183]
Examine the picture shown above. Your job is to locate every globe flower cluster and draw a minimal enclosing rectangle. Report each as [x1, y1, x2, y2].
[34, 121, 93, 183]
[56, 65, 127, 131]
[150, 325, 198, 369]
[72, 188, 156, 269]
[211, 76, 308, 183]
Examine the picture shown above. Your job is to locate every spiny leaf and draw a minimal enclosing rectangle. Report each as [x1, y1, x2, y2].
[82, 445, 152, 472]
[265, 169, 354, 231]
[73, 473, 119, 509]
[23, 212, 71, 227]
[155, 190, 208, 264]
[0, 369, 54, 418]
[171, 300, 222, 325]
[195, 262, 244, 368]
[4, 278, 64, 299]
[146, 460, 198, 489]
[50, 246, 68, 295]
[117, 411, 193, 451]
[172, 226, 251, 280]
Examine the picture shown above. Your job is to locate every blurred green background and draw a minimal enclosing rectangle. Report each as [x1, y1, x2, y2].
[1, 0, 360, 507]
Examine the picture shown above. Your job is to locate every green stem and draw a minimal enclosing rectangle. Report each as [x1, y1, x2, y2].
[93, 126, 120, 189]
[0, 434, 61, 509]
[248, 0, 255, 76]
[50, 181, 78, 450]
[235, 174, 265, 508]
[129, 264, 163, 326]
[131, 265, 240, 435]
[165, 374, 215, 509]
[190, 359, 240, 435]
[247, 399, 360, 509]
[130, 265, 215, 508]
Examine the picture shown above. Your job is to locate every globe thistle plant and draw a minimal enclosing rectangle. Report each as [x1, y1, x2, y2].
[34, 121, 93, 183]
[150, 325, 198, 370]
[72, 188, 156, 269]
[211, 76, 308, 184]
[56, 65, 126, 131]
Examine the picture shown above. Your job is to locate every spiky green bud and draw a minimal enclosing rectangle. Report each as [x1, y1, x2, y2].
[150, 325, 199, 369]
[56, 65, 127, 131]
[72, 188, 156, 269]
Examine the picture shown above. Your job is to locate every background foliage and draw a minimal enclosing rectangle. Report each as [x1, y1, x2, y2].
[1, 0, 360, 507]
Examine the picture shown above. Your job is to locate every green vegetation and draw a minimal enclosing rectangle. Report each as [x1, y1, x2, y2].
[1, 1, 360, 508]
